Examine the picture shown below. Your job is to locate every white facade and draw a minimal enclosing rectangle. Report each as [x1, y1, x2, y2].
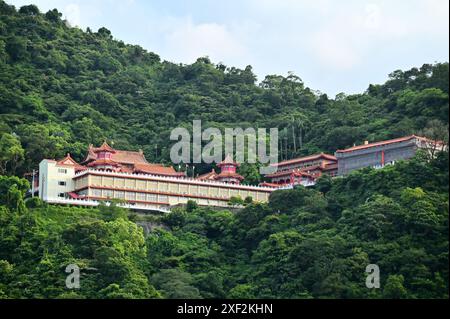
[38, 159, 76, 201]
[38, 159, 275, 212]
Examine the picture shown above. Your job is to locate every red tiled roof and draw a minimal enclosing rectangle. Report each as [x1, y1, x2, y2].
[86, 158, 120, 167]
[113, 150, 148, 165]
[83, 144, 148, 165]
[335, 135, 433, 153]
[273, 153, 337, 167]
[322, 163, 338, 171]
[216, 171, 244, 180]
[68, 192, 81, 199]
[266, 170, 295, 178]
[92, 141, 116, 153]
[133, 163, 185, 177]
[266, 162, 336, 178]
[56, 154, 86, 170]
[197, 169, 218, 180]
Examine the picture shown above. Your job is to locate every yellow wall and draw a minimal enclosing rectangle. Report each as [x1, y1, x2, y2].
[77, 172, 271, 207]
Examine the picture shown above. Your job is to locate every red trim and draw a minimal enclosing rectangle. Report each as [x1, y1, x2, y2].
[86, 158, 121, 167]
[73, 171, 274, 192]
[335, 135, 438, 154]
[216, 171, 245, 181]
[92, 142, 116, 153]
[259, 182, 284, 187]
[86, 196, 169, 206]
[266, 168, 318, 178]
[217, 154, 240, 167]
[74, 185, 263, 202]
[273, 153, 337, 167]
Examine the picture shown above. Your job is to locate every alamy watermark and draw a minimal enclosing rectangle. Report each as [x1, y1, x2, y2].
[170, 120, 278, 174]
[365, 264, 380, 289]
[65, 263, 80, 289]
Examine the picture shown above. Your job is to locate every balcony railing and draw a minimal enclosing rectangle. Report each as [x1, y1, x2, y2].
[43, 197, 170, 213]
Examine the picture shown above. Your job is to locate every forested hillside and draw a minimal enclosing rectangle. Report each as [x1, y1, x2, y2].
[0, 1, 449, 299]
[0, 152, 448, 298]
[0, 1, 448, 180]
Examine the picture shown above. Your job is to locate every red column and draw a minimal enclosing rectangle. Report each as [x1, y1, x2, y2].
[381, 151, 385, 166]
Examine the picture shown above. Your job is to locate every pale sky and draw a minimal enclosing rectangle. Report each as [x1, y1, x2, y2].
[7, 0, 450, 96]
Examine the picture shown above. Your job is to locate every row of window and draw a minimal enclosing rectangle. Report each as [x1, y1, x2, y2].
[90, 189, 169, 203]
[89, 189, 240, 207]
[89, 188, 269, 204]
[280, 160, 324, 171]
[86, 176, 262, 199]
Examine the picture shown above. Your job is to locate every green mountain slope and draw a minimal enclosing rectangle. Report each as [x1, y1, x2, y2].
[0, 1, 448, 300]
[0, 151, 448, 298]
[0, 1, 448, 179]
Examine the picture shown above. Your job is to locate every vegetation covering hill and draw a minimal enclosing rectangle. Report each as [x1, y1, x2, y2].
[0, 152, 448, 298]
[0, 2, 449, 299]
[0, 1, 448, 181]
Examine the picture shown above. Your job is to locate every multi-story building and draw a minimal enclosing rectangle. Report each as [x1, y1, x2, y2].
[197, 154, 245, 184]
[38, 142, 274, 212]
[335, 135, 445, 175]
[264, 153, 338, 186]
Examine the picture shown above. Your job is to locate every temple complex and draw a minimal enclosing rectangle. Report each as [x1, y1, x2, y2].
[335, 135, 445, 175]
[264, 153, 338, 186]
[38, 142, 273, 212]
[82, 142, 184, 177]
[197, 154, 244, 184]
[36, 135, 444, 212]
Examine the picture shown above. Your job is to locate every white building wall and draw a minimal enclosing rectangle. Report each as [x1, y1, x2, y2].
[38, 160, 76, 200]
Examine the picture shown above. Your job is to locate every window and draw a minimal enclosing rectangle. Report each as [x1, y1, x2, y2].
[103, 189, 113, 198]
[58, 181, 66, 186]
[115, 178, 125, 188]
[91, 176, 101, 185]
[125, 192, 135, 200]
[58, 193, 65, 198]
[103, 177, 113, 186]
[125, 179, 135, 188]
[136, 193, 146, 201]
[115, 191, 125, 199]
[136, 180, 146, 190]
[92, 189, 102, 197]
[58, 168, 67, 174]
[180, 185, 188, 194]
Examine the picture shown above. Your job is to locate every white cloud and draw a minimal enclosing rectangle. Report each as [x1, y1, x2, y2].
[161, 17, 248, 65]
[306, 2, 416, 70]
[64, 3, 81, 27]
[6, 0, 449, 95]
[310, 30, 361, 71]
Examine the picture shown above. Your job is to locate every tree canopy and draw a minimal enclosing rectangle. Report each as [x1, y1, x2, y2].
[0, 1, 448, 299]
[0, 1, 448, 181]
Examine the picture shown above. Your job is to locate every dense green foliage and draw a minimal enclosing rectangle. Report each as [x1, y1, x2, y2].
[0, 1, 448, 181]
[0, 2, 448, 299]
[0, 153, 448, 298]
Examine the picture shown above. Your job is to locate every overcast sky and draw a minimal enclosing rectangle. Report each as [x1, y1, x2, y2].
[7, 0, 450, 96]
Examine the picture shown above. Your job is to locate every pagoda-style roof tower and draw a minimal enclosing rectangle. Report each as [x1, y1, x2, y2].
[56, 153, 86, 172]
[197, 169, 218, 181]
[215, 154, 244, 184]
[79, 141, 185, 177]
[85, 141, 120, 171]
